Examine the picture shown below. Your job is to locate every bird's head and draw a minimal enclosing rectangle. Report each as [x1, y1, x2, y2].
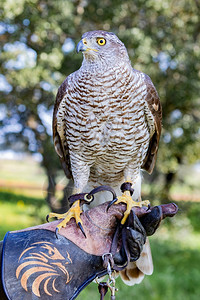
[76, 30, 130, 66]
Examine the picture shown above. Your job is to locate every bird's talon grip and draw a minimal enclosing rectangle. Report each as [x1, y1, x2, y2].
[106, 198, 118, 212]
[78, 222, 87, 238]
[55, 227, 59, 239]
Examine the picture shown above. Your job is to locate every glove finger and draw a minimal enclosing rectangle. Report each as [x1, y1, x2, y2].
[127, 210, 146, 237]
[139, 206, 162, 236]
[126, 227, 146, 261]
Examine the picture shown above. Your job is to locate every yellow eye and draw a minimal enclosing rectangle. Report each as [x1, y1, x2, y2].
[97, 38, 106, 46]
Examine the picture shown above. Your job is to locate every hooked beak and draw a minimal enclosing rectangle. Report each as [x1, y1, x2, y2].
[76, 39, 88, 53]
[76, 38, 98, 53]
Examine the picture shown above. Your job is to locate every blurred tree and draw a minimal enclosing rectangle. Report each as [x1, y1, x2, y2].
[0, 0, 199, 209]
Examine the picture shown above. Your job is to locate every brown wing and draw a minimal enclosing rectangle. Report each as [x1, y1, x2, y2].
[142, 74, 162, 174]
[53, 77, 72, 178]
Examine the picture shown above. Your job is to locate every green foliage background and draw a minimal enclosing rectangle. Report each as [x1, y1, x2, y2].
[0, 2, 200, 298]
[0, 0, 200, 205]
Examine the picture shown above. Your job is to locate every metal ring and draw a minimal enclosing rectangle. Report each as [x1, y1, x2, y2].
[102, 253, 113, 260]
[84, 193, 94, 202]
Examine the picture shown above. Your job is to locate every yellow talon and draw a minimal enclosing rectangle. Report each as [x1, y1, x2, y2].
[47, 200, 83, 232]
[114, 191, 150, 225]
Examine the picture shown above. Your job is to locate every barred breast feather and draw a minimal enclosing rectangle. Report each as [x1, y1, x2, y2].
[53, 62, 162, 190]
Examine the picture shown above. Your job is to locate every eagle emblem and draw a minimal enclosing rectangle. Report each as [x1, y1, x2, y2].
[16, 241, 72, 297]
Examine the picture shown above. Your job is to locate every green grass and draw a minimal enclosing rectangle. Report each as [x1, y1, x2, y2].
[0, 157, 47, 198]
[0, 190, 49, 239]
[0, 157, 46, 185]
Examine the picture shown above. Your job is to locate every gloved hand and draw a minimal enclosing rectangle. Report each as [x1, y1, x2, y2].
[0, 201, 178, 300]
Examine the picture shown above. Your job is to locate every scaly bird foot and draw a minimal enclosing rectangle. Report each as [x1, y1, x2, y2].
[113, 191, 150, 225]
[47, 200, 86, 238]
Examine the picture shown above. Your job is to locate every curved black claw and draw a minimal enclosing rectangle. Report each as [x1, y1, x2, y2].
[55, 227, 59, 239]
[78, 222, 87, 238]
[106, 198, 118, 212]
[46, 214, 49, 223]
[147, 204, 151, 211]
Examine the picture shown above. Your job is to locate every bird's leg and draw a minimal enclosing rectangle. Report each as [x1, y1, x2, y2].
[47, 162, 91, 237]
[108, 181, 150, 225]
[47, 188, 86, 237]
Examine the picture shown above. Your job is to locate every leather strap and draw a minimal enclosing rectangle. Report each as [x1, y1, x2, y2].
[68, 185, 117, 205]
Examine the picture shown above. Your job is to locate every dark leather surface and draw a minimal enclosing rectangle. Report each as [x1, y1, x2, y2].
[1, 229, 107, 300]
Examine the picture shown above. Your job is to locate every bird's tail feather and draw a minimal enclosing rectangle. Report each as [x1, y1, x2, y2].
[120, 238, 153, 286]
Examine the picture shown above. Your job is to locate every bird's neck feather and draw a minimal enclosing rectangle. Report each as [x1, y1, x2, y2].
[80, 55, 132, 75]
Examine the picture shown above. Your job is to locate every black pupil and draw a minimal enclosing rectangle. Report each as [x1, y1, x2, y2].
[100, 40, 103, 43]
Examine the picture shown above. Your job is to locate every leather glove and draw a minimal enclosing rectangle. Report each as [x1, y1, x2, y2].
[0, 202, 178, 300]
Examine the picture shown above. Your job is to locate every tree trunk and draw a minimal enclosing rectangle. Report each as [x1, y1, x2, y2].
[160, 172, 177, 203]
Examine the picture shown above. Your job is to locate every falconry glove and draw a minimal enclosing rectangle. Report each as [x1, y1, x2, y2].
[0, 202, 178, 300]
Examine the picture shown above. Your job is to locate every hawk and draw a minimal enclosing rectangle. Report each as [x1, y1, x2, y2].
[49, 30, 162, 285]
